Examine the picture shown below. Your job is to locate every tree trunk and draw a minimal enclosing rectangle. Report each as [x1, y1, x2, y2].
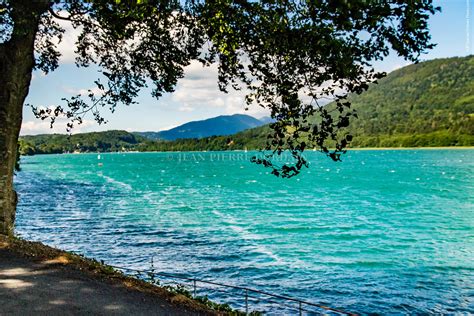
[0, 1, 48, 236]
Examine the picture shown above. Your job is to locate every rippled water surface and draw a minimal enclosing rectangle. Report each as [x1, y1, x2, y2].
[15, 150, 474, 314]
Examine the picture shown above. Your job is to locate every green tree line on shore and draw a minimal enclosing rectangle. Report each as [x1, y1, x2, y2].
[19, 125, 473, 156]
[20, 56, 474, 155]
[19, 130, 146, 155]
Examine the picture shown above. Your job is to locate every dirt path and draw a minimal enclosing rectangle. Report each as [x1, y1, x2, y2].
[0, 247, 211, 315]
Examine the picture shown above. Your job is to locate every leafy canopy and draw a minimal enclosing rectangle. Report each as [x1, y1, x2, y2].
[1, 0, 439, 176]
[21, 55, 474, 155]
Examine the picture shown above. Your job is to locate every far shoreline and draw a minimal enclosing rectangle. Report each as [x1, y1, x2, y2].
[20, 146, 474, 157]
[346, 146, 474, 151]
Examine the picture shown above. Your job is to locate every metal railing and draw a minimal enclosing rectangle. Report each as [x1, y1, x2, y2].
[107, 263, 356, 316]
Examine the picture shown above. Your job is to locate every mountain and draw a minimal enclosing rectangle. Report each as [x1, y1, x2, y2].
[19, 56, 474, 155]
[337, 55, 474, 147]
[135, 55, 474, 150]
[135, 114, 265, 141]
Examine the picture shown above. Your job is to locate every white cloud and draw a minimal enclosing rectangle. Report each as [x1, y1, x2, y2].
[178, 105, 195, 112]
[388, 62, 412, 72]
[53, 17, 141, 65]
[172, 61, 270, 117]
[56, 19, 81, 63]
[20, 118, 95, 135]
[63, 86, 103, 96]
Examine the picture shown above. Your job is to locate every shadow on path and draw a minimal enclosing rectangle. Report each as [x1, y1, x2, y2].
[0, 248, 206, 315]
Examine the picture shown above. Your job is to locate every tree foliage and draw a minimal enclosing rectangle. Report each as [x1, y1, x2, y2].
[2, 0, 439, 177]
[19, 55, 474, 154]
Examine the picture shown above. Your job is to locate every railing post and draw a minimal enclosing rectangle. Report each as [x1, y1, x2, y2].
[245, 289, 249, 315]
[107, 263, 352, 315]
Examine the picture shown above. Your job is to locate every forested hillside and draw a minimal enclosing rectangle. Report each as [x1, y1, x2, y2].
[19, 131, 145, 155]
[139, 55, 474, 150]
[19, 56, 473, 154]
[344, 55, 473, 147]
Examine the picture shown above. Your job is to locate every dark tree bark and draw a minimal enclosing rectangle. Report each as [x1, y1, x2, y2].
[0, 1, 48, 236]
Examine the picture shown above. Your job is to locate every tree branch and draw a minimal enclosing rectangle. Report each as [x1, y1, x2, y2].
[48, 8, 72, 22]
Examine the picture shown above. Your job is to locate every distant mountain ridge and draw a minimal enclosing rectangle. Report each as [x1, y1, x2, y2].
[134, 55, 474, 150]
[135, 114, 266, 140]
[19, 56, 474, 155]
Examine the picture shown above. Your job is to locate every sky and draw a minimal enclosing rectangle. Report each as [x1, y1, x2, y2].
[21, 0, 474, 135]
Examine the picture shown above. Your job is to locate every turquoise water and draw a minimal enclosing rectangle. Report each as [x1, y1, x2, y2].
[14, 150, 474, 314]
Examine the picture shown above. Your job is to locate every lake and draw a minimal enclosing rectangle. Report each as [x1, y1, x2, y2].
[14, 150, 474, 314]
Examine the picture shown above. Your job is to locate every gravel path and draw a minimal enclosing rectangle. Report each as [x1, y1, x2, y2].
[0, 248, 209, 315]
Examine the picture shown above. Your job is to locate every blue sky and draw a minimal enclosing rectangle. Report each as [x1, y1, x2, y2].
[22, 0, 473, 135]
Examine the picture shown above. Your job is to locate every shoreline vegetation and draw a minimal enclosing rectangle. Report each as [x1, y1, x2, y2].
[17, 129, 474, 158]
[18, 55, 474, 156]
[16, 129, 474, 157]
[0, 235, 251, 315]
[17, 146, 474, 157]
[347, 146, 474, 150]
